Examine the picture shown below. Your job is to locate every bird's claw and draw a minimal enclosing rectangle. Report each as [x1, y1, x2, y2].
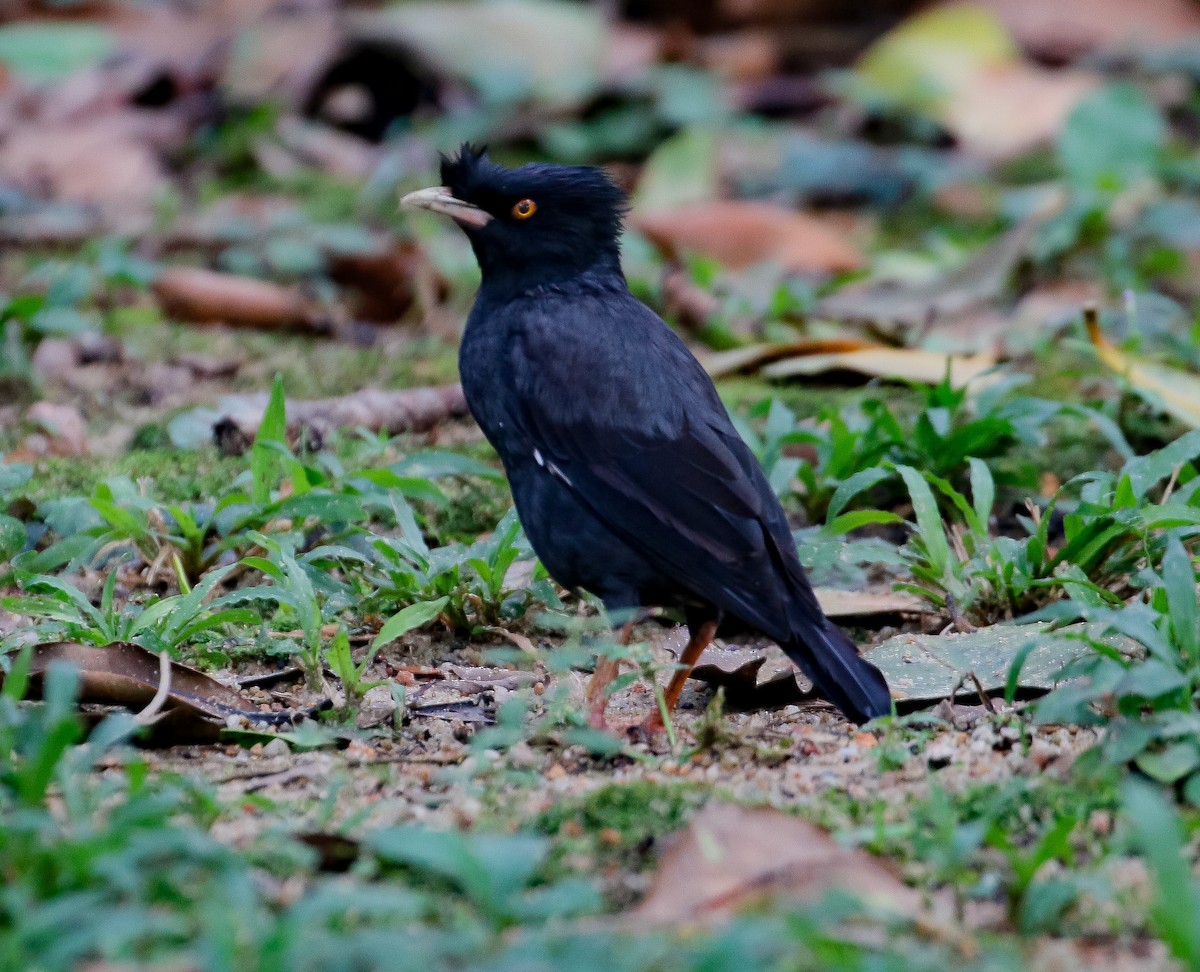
[625, 713, 667, 747]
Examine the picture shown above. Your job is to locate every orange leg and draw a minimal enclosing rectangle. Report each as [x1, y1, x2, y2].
[643, 619, 719, 730]
[587, 619, 635, 729]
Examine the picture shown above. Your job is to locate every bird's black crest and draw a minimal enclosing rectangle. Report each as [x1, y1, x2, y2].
[438, 142, 628, 244]
[439, 143, 494, 201]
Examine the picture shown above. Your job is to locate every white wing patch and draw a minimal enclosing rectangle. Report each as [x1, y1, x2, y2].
[533, 447, 572, 486]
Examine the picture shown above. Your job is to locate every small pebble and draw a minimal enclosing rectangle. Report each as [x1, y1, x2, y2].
[262, 738, 290, 758]
[926, 739, 956, 769]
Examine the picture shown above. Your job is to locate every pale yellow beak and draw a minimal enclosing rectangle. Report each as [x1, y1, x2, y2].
[400, 186, 493, 229]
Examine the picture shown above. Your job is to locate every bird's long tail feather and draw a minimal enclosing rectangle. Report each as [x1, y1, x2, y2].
[784, 621, 892, 725]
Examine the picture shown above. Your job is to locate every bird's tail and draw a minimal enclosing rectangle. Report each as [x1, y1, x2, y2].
[783, 620, 892, 725]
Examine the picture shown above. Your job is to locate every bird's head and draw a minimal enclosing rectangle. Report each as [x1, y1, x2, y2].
[402, 144, 628, 284]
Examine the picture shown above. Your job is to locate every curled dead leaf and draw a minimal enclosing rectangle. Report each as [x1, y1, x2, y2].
[0, 121, 165, 226]
[625, 802, 921, 930]
[14, 642, 320, 745]
[815, 214, 1050, 337]
[950, 0, 1200, 61]
[943, 64, 1098, 161]
[1086, 308, 1200, 427]
[689, 644, 809, 711]
[23, 402, 88, 457]
[153, 267, 329, 333]
[703, 339, 999, 388]
[633, 200, 864, 276]
[327, 239, 438, 322]
[761, 346, 998, 388]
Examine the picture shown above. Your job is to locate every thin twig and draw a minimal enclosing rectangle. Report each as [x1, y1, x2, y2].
[945, 595, 978, 634]
[1162, 463, 1182, 504]
[135, 650, 173, 725]
[969, 672, 996, 713]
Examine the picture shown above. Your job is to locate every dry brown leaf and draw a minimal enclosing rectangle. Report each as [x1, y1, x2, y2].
[944, 64, 1097, 161]
[815, 214, 1049, 336]
[701, 338, 878, 379]
[763, 346, 998, 387]
[950, 0, 1200, 60]
[23, 402, 88, 457]
[15, 641, 316, 744]
[25, 641, 249, 714]
[1086, 310, 1200, 427]
[689, 644, 809, 711]
[153, 267, 328, 333]
[703, 339, 998, 387]
[327, 239, 433, 322]
[856, 4, 1095, 160]
[625, 802, 920, 929]
[814, 587, 924, 623]
[633, 200, 864, 275]
[0, 121, 165, 225]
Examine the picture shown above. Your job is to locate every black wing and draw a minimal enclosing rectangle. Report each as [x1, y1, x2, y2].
[508, 294, 818, 644]
[502, 292, 892, 723]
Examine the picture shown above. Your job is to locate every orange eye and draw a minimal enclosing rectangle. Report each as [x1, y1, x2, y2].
[512, 198, 537, 219]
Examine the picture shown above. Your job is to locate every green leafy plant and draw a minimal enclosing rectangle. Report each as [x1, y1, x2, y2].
[891, 429, 1200, 623]
[235, 537, 342, 691]
[366, 506, 552, 634]
[2, 563, 255, 653]
[326, 597, 448, 713]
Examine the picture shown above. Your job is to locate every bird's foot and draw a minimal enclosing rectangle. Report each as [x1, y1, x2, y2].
[624, 711, 668, 747]
[585, 652, 623, 731]
[587, 700, 612, 731]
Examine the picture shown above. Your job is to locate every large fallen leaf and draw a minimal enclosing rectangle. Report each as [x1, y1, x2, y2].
[1087, 312, 1200, 428]
[815, 588, 925, 624]
[862, 623, 1090, 704]
[0, 121, 165, 224]
[701, 337, 876, 378]
[944, 65, 1098, 161]
[691, 621, 1096, 712]
[703, 339, 998, 388]
[857, 4, 1017, 109]
[15, 641, 313, 744]
[951, 0, 1200, 61]
[814, 209, 1050, 335]
[762, 346, 998, 387]
[625, 802, 920, 929]
[689, 644, 809, 711]
[633, 200, 864, 276]
[351, 0, 606, 108]
[153, 268, 329, 333]
[855, 5, 1096, 160]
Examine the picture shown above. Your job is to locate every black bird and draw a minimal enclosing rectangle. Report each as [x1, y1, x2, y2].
[402, 145, 891, 727]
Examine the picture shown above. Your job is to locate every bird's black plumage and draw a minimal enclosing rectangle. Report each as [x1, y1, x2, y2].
[420, 144, 891, 725]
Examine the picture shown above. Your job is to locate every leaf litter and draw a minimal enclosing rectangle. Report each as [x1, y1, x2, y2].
[3, 0, 1200, 965]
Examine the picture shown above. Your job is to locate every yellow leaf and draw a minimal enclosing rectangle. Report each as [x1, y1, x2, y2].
[762, 346, 998, 388]
[1087, 313, 1200, 427]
